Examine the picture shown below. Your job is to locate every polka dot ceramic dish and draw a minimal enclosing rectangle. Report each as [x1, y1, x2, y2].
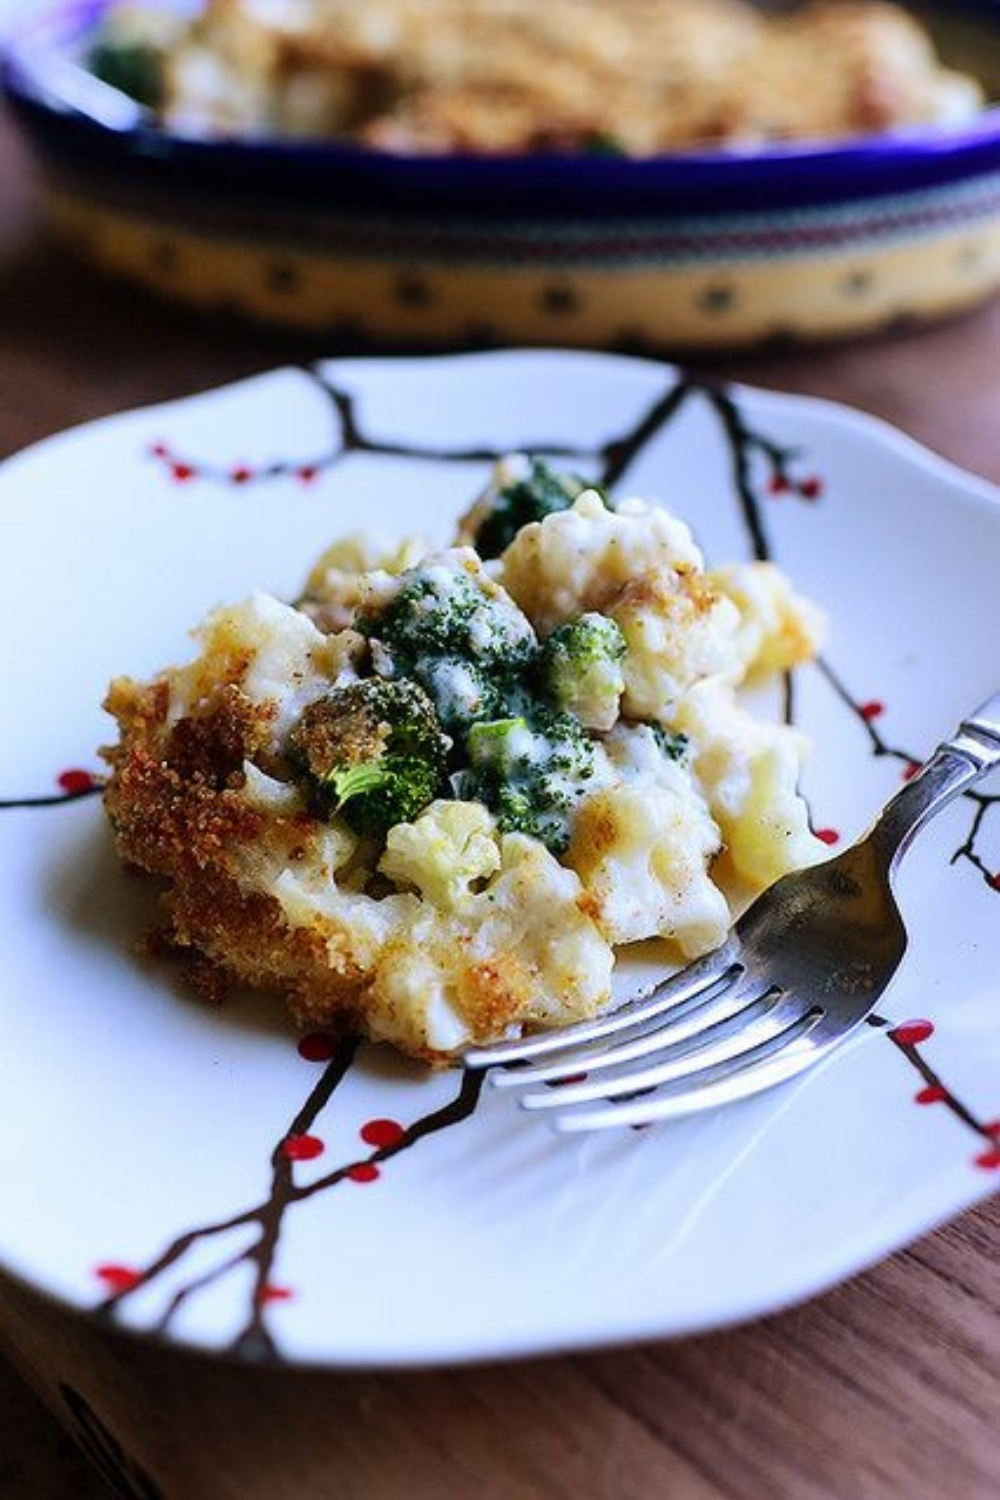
[3, 1, 1000, 348]
[0, 348, 997, 1367]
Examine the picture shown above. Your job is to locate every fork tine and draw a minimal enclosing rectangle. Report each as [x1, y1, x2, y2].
[464, 939, 739, 1068]
[490, 972, 783, 1090]
[550, 1015, 846, 1131]
[518, 988, 799, 1108]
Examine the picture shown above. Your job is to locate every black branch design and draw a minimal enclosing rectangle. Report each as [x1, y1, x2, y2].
[868, 1014, 1000, 1164]
[96, 1041, 485, 1358]
[0, 779, 103, 811]
[147, 363, 822, 505]
[820, 657, 999, 894]
[3, 361, 996, 1358]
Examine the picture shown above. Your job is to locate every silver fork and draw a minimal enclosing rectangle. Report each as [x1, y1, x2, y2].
[464, 692, 1000, 1131]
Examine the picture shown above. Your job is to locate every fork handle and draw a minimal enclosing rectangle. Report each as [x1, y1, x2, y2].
[868, 691, 1000, 871]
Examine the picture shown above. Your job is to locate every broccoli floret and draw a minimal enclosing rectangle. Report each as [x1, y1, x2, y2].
[585, 132, 627, 157]
[367, 564, 536, 669]
[538, 612, 626, 731]
[88, 7, 177, 108]
[459, 707, 597, 854]
[89, 36, 164, 105]
[360, 562, 537, 734]
[471, 459, 608, 560]
[288, 678, 449, 836]
[414, 655, 509, 735]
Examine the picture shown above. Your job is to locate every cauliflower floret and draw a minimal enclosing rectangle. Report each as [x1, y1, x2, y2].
[160, 767, 612, 1057]
[496, 491, 703, 637]
[231, 809, 363, 921]
[221, 807, 428, 1017]
[167, 592, 364, 746]
[299, 532, 429, 631]
[707, 561, 827, 683]
[566, 783, 730, 955]
[378, 799, 502, 910]
[370, 831, 615, 1052]
[240, 760, 306, 815]
[610, 567, 741, 722]
[675, 678, 827, 890]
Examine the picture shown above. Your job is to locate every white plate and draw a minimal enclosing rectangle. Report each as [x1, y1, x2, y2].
[0, 350, 997, 1368]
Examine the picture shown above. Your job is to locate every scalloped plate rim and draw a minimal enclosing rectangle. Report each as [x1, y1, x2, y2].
[0, 347, 996, 1370]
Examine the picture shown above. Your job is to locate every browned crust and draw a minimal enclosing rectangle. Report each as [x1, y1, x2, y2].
[612, 566, 720, 620]
[102, 677, 373, 1026]
[101, 675, 567, 1064]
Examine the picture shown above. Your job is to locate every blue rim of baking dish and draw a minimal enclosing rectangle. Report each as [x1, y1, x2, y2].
[3, 0, 1000, 220]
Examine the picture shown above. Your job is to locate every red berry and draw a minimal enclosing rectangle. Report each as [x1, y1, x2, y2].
[890, 1019, 935, 1047]
[359, 1119, 405, 1150]
[297, 465, 319, 484]
[860, 700, 884, 720]
[259, 1284, 294, 1303]
[815, 828, 840, 846]
[280, 1134, 325, 1161]
[973, 1147, 1000, 1171]
[347, 1162, 380, 1184]
[915, 1085, 947, 1105]
[297, 1032, 338, 1062]
[798, 475, 823, 499]
[58, 768, 95, 795]
[230, 465, 253, 484]
[768, 473, 790, 495]
[95, 1264, 142, 1294]
[171, 462, 195, 483]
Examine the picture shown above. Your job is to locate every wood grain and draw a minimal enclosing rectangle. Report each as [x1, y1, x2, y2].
[0, 96, 997, 1500]
[1, 1200, 998, 1499]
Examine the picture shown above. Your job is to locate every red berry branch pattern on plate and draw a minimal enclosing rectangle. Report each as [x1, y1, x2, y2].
[820, 659, 1000, 893]
[86, 1017, 998, 1356]
[6, 364, 995, 884]
[873, 1016, 1000, 1170]
[146, 365, 820, 552]
[142, 361, 996, 884]
[94, 1038, 485, 1359]
[0, 768, 104, 807]
[2, 365, 996, 1354]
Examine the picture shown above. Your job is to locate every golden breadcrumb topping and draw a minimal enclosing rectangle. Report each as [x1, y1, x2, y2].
[102, 464, 827, 1062]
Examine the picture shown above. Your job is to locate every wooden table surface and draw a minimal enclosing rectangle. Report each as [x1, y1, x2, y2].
[0, 100, 998, 1500]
